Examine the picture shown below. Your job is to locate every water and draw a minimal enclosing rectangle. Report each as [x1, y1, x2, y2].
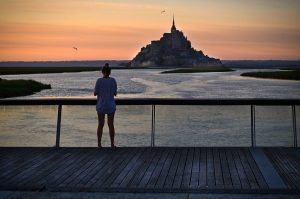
[0, 69, 299, 147]
[1, 69, 300, 98]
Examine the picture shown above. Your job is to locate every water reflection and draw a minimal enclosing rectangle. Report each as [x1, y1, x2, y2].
[0, 105, 298, 147]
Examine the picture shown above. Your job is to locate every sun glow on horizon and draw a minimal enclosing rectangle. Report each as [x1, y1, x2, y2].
[0, 0, 300, 61]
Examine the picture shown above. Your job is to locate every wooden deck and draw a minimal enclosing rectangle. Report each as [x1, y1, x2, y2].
[0, 147, 299, 193]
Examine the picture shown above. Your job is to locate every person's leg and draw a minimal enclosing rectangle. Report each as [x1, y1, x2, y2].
[97, 112, 105, 147]
[107, 112, 115, 147]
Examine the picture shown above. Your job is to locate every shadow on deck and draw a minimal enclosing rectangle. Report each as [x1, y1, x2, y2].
[0, 147, 299, 194]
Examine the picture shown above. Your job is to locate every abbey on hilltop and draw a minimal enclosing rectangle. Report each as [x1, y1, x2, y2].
[128, 16, 222, 67]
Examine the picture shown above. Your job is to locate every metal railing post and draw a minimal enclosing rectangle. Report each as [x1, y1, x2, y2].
[151, 104, 155, 147]
[56, 105, 62, 148]
[251, 105, 256, 147]
[292, 105, 297, 147]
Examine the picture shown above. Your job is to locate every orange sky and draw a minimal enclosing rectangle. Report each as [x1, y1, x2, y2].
[0, 0, 300, 61]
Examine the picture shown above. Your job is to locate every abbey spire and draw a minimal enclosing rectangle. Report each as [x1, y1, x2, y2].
[171, 15, 176, 32]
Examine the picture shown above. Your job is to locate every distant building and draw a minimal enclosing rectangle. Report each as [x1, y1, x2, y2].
[129, 16, 222, 67]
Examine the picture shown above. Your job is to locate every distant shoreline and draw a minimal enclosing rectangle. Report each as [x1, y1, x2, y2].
[1, 65, 300, 76]
[161, 66, 234, 74]
[1, 60, 300, 68]
[0, 66, 157, 75]
[0, 66, 231, 75]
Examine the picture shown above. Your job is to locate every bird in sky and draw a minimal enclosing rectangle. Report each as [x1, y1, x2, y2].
[73, 47, 78, 51]
[161, 10, 166, 14]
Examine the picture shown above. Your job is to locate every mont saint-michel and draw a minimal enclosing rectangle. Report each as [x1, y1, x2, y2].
[129, 17, 222, 67]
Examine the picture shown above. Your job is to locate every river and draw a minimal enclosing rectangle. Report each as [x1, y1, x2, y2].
[0, 69, 299, 147]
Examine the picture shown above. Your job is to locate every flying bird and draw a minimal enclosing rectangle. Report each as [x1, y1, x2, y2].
[161, 10, 166, 14]
[73, 47, 78, 51]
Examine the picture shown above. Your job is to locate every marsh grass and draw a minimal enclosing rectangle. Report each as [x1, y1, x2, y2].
[241, 71, 300, 81]
[0, 79, 51, 98]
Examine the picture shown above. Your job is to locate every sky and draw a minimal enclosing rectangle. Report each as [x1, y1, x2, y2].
[0, 0, 300, 61]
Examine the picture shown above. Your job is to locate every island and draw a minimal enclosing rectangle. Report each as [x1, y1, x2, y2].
[128, 16, 222, 67]
[0, 78, 51, 98]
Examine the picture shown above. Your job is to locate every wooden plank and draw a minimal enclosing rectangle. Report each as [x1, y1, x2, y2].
[0, 148, 54, 183]
[264, 148, 300, 189]
[146, 148, 169, 188]
[0, 148, 31, 172]
[0, 148, 58, 186]
[44, 148, 91, 186]
[225, 148, 241, 189]
[23, 148, 87, 187]
[219, 148, 232, 189]
[2, 147, 297, 192]
[181, 147, 194, 189]
[57, 149, 100, 187]
[155, 148, 176, 188]
[270, 149, 295, 188]
[190, 147, 200, 189]
[250, 148, 286, 189]
[15, 148, 73, 187]
[110, 148, 145, 188]
[85, 148, 128, 188]
[0, 148, 42, 171]
[99, 148, 139, 188]
[238, 148, 259, 189]
[279, 149, 300, 187]
[74, 149, 112, 187]
[213, 148, 224, 189]
[47, 148, 97, 187]
[198, 148, 207, 188]
[280, 149, 300, 188]
[243, 148, 268, 189]
[206, 147, 215, 189]
[139, 148, 166, 188]
[164, 148, 181, 188]
[0, 148, 46, 186]
[231, 148, 250, 189]
[172, 148, 188, 189]
[127, 148, 158, 188]
[274, 149, 298, 188]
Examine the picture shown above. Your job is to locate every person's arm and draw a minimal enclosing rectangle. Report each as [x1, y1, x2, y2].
[114, 79, 117, 96]
[94, 79, 99, 96]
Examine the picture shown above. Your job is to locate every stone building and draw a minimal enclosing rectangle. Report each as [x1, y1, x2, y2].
[129, 17, 222, 67]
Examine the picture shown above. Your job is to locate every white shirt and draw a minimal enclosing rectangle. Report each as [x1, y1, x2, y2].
[94, 77, 117, 113]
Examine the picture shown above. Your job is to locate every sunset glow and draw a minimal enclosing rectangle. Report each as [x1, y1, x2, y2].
[0, 0, 299, 61]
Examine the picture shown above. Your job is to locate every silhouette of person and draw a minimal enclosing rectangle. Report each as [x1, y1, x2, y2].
[94, 63, 117, 147]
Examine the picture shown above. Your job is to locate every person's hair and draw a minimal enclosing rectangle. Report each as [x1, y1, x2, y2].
[101, 63, 111, 76]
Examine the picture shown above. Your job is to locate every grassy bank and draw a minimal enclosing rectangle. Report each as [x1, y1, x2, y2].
[161, 66, 234, 74]
[241, 70, 300, 81]
[0, 78, 51, 98]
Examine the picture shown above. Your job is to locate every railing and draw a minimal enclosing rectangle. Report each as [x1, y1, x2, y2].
[0, 98, 299, 147]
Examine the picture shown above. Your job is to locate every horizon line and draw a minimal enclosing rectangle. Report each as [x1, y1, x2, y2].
[1, 59, 300, 62]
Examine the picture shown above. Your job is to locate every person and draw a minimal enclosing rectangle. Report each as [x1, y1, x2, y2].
[94, 63, 117, 148]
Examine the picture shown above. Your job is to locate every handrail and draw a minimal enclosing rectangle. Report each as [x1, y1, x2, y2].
[0, 98, 300, 105]
[0, 98, 298, 148]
